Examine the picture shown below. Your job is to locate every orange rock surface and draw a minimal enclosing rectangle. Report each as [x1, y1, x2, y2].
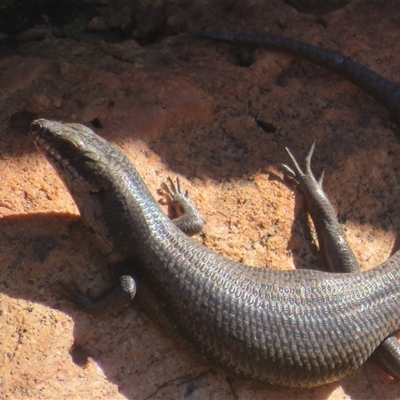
[1, 1, 400, 398]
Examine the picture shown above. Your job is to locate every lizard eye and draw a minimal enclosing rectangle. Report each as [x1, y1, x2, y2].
[30, 120, 42, 133]
[58, 141, 78, 156]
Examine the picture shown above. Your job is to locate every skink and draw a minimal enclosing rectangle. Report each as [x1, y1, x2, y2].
[26, 32, 400, 388]
[29, 117, 400, 388]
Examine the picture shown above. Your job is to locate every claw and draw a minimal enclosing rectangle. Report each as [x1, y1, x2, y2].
[304, 139, 317, 175]
[281, 140, 324, 196]
[318, 169, 325, 187]
[281, 162, 295, 177]
[175, 176, 182, 194]
[281, 162, 298, 186]
[284, 146, 304, 179]
[283, 140, 318, 180]
[284, 139, 316, 179]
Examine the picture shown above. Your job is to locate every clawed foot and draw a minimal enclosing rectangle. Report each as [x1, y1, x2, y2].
[58, 280, 96, 309]
[160, 176, 204, 236]
[160, 177, 190, 212]
[281, 139, 324, 192]
[58, 276, 136, 312]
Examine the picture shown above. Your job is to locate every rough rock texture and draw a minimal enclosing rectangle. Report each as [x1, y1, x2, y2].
[1, 1, 400, 399]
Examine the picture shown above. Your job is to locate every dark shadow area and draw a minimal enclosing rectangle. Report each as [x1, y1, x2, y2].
[0, 0, 102, 37]
[284, 0, 350, 14]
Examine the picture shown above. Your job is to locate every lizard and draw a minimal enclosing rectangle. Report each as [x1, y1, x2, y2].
[28, 117, 400, 388]
[31, 34, 399, 387]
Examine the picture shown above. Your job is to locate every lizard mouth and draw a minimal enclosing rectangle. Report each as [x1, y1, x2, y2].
[29, 119, 107, 194]
[30, 120, 82, 180]
[29, 119, 101, 194]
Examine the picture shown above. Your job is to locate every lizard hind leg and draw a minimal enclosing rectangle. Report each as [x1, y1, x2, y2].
[282, 141, 400, 380]
[282, 141, 359, 274]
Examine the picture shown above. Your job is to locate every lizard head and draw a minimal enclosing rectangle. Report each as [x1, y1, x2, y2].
[29, 118, 164, 259]
[29, 118, 123, 196]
